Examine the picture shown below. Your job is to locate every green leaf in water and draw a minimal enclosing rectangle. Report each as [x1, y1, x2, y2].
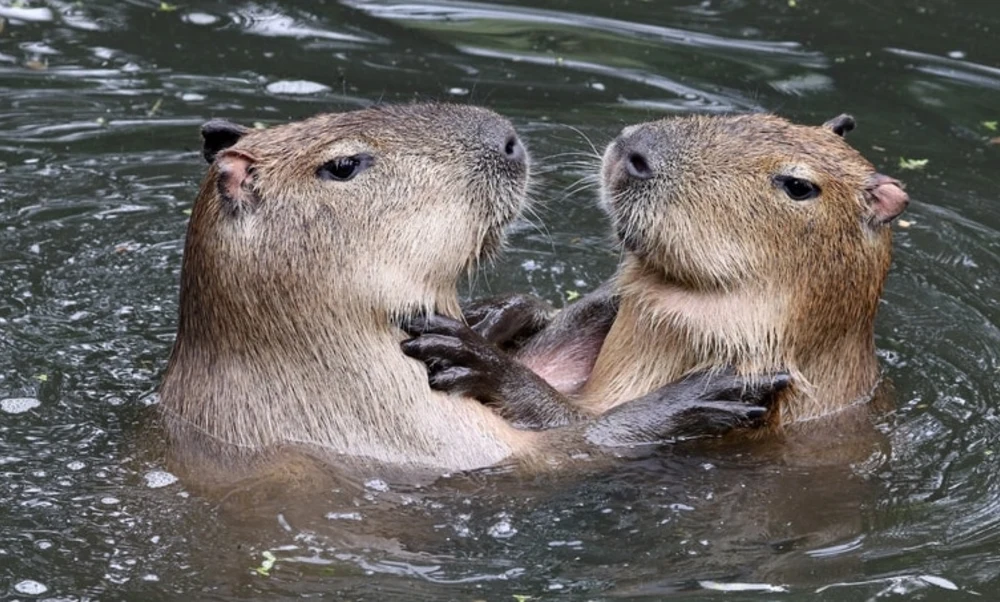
[983, 121, 998, 132]
[252, 550, 277, 577]
[898, 157, 929, 171]
[159, 2, 178, 12]
[512, 596, 532, 602]
[565, 290, 580, 302]
[147, 98, 163, 117]
[182, 208, 192, 216]
[34, 374, 48, 383]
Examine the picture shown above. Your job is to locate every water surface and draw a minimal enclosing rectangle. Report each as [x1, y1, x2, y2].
[1, 0, 999, 600]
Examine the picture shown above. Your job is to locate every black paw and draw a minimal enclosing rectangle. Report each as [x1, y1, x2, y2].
[674, 400, 769, 437]
[670, 368, 791, 436]
[671, 368, 791, 407]
[461, 294, 555, 346]
[400, 314, 504, 399]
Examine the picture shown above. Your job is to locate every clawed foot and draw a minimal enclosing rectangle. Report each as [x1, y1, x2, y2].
[460, 293, 556, 347]
[401, 314, 508, 401]
[586, 369, 791, 447]
[667, 369, 790, 436]
[401, 313, 583, 428]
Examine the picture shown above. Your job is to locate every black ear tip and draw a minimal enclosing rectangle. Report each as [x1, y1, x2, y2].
[824, 113, 856, 137]
[200, 119, 250, 163]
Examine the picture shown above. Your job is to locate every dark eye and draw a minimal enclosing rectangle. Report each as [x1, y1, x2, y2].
[316, 154, 374, 182]
[775, 175, 820, 201]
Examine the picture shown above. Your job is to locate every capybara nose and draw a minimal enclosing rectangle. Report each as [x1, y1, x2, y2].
[625, 149, 653, 180]
[614, 126, 656, 181]
[501, 132, 527, 165]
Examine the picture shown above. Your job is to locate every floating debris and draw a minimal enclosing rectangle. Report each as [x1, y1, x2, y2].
[253, 551, 277, 577]
[898, 157, 929, 171]
[147, 97, 164, 117]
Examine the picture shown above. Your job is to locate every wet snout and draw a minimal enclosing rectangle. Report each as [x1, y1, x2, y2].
[604, 124, 665, 187]
[474, 114, 528, 170]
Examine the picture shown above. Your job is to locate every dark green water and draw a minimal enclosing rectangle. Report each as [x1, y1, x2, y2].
[1, 0, 998, 600]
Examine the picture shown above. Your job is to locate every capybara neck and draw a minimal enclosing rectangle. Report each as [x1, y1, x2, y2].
[161, 222, 467, 464]
[585, 256, 883, 426]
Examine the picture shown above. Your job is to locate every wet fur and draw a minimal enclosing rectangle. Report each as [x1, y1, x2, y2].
[574, 114, 900, 429]
[160, 104, 543, 479]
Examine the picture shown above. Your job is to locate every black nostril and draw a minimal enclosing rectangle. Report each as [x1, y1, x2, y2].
[503, 134, 525, 163]
[626, 152, 653, 180]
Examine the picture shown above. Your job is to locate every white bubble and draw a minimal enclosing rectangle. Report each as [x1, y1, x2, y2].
[184, 12, 219, 25]
[14, 580, 48, 595]
[0, 7, 53, 23]
[447, 87, 469, 96]
[67, 461, 85, 471]
[947, 50, 966, 59]
[590, 82, 606, 91]
[266, 80, 331, 95]
[325, 512, 363, 521]
[144, 471, 179, 489]
[1, 397, 41, 414]
[487, 519, 517, 539]
[364, 478, 389, 492]
[101, 496, 120, 505]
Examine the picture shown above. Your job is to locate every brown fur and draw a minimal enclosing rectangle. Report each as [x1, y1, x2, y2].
[577, 114, 904, 430]
[159, 103, 577, 485]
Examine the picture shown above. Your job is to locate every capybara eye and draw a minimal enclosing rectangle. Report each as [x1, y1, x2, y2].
[776, 176, 820, 201]
[317, 154, 374, 182]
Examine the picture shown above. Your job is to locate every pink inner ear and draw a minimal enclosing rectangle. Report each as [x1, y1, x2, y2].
[216, 151, 257, 207]
[867, 174, 909, 224]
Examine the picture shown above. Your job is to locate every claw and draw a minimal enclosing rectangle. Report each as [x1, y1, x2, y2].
[401, 333, 478, 364]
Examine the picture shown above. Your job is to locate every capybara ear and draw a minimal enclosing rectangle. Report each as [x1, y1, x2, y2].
[201, 119, 251, 163]
[215, 150, 260, 217]
[865, 173, 909, 226]
[822, 114, 856, 137]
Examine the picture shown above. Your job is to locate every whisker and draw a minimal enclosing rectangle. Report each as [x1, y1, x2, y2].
[561, 124, 604, 160]
[540, 150, 604, 163]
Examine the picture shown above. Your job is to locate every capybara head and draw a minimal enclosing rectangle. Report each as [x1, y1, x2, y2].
[184, 103, 529, 333]
[600, 113, 907, 297]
